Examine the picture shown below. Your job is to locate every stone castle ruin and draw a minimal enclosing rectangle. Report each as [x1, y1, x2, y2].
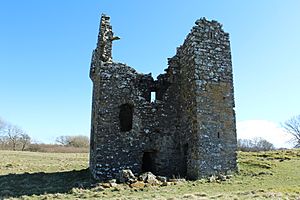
[89, 14, 237, 181]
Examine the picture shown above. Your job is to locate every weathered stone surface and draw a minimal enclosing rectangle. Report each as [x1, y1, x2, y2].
[218, 174, 227, 181]
[156, 176, 167, 183]
[118, 169, 136, 183]
[108, 179, 118, 187]
[89, 14, 237, 181]
[208, 175, 216, 183]
[146, 177, 160, 185]
[138, 172, 155, 181]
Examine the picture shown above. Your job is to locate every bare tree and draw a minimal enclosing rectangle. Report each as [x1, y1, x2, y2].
[56, 135, 89, 148]
[19, 133, 31, 151]
[283, 115, 300, 148]
[0, 118, 31, 151]
[6, 124, 24, 151]
[55, 136, 68, 145]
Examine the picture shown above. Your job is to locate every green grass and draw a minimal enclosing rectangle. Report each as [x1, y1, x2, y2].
[0, 149, 300, 199]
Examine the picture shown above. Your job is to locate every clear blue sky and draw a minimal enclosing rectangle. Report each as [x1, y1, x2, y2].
[0, 0, 299, 144]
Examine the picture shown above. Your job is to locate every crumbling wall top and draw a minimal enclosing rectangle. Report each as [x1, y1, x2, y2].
[194, 17, 224, 31]
[96, 14, 120, 62]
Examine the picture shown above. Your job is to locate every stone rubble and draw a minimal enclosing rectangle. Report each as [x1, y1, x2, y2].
[118, 169, 136, 183]
[89, 169, 234, 191]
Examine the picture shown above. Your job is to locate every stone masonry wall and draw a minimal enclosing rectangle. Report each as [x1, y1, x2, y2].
[176, 18, 237, 179]
[89, 14, 237, 181]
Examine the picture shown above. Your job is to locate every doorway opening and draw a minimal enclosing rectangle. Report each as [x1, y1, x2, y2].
[142, 151, 156, 172]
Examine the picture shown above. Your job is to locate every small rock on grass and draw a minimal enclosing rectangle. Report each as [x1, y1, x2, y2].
[157, 176, 167, 182]
[194, 192, 208, 197]
[101, 183, 111, 188]
[108, 179, 118, 187]
[130, 181, 145, 189]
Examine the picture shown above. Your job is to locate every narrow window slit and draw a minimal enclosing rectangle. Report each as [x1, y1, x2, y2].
[151, 92, 156, 102]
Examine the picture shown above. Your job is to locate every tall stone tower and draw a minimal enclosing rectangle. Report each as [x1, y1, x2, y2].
[89, 14, 237, 181]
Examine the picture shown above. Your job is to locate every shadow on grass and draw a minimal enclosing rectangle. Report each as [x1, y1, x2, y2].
[0, 168, 94, 198]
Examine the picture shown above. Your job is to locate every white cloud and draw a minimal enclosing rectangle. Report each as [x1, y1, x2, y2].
[236, 120, 294, 149]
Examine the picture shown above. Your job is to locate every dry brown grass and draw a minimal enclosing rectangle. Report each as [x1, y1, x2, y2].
[27, 143, 89, 153]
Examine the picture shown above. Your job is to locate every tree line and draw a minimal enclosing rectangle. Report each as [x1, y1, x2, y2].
[0, 118, 89, 152]
[237, 137, 275, 152]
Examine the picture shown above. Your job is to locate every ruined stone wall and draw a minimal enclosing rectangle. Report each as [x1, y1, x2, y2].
[90, 61, 142, 180]
[188, 18, 237, 178]
[89, 60, 183, 179]
[89, 14, 237, 181]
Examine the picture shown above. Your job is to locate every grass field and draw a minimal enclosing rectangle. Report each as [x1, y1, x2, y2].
[0, 149, 300, 199]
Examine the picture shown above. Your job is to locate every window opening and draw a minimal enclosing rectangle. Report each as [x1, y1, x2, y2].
[119, 104, 133, 131]
[151, 91, 156, 102]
